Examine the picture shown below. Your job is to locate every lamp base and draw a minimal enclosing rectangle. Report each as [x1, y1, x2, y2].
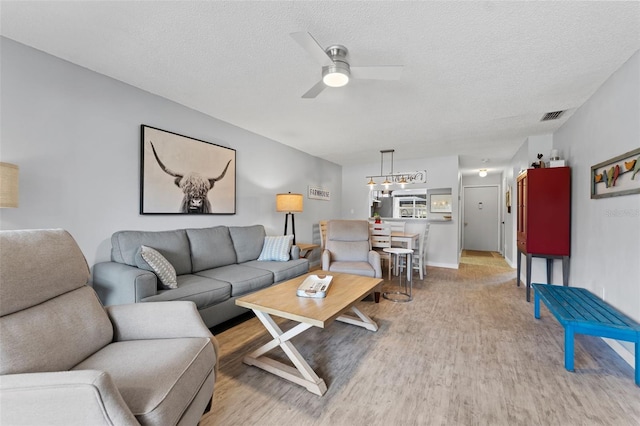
[283, 213, 296, 245]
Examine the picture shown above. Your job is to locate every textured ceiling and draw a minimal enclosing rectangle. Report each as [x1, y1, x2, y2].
[2, 1, 639, 174]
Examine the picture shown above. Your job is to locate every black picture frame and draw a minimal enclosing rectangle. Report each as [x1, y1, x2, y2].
[140, 125, 236, 214]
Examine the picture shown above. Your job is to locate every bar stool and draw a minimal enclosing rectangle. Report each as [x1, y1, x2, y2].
[382, 247, 413, 302]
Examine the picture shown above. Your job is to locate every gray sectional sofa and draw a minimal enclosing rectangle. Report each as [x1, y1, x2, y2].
[93, 225, 309, 328]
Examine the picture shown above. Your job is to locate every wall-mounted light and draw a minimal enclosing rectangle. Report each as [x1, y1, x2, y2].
[0, 162, 19, 208]
[479, 169, 488, 178]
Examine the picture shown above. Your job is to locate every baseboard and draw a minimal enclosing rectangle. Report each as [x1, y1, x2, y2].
[602, 337, 636, 368]
[426, 261, 459, 270]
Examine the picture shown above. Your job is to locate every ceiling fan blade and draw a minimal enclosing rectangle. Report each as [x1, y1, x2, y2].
[301, 80, 327, 99]
[350, 66, 404, 80]
[290, 32, 334, 67]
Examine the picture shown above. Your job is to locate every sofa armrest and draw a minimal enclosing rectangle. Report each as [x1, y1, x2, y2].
[368, 250, 382, 279]
[93, 261, 157, 305]
[0, 370, 139, 426]
[290, 245, 300, 259]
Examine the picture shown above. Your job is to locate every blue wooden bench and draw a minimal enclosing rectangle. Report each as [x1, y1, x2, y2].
[532, 283, 640, 386]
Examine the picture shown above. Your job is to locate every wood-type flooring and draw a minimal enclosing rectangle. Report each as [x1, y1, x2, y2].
[201, 251, 640, 425]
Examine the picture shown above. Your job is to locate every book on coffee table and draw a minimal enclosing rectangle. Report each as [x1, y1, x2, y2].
[296, 274, 333, 298]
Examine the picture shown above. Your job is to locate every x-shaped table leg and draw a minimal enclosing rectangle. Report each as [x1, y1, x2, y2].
[243, 310, 328, 396]
[336, 306, 378, 331]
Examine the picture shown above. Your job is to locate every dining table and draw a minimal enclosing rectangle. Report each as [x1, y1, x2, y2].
[390, 232, 419, 250]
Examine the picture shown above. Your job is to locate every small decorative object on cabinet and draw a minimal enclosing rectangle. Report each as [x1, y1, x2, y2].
[516, 167, 571, 302]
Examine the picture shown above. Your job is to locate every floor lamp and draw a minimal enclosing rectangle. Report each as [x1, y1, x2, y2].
[276, 192, 303, 245]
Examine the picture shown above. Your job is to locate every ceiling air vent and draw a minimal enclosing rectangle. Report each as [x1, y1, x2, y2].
[541, 110, 565, 121]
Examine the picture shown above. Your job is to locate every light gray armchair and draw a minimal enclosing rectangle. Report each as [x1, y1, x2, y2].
[0, 229, 218, 426]
[322, 220, 382, 301]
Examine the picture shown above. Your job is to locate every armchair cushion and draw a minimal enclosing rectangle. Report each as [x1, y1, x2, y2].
[72, 338, 215, 426]
[325, 220, 371, 262]
[0, 228, 89, 316]
[325, 260, 377, 277]
[0, 285, 113, 375]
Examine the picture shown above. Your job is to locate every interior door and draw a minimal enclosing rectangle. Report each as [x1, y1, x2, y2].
[463, 186, 499, 251]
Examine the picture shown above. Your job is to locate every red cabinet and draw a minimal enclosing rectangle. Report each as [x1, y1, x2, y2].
[517, 167, 571, 255]
[516, 167, 571, 301]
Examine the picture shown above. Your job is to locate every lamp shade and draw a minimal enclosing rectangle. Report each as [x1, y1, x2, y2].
[0, 162, 19, 208]
[276, 193, 303, 212]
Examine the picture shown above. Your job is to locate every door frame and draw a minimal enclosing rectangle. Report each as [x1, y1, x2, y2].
[462, 184, 502, 253]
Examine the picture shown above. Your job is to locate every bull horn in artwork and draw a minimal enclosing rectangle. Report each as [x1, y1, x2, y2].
[149, 141, 183, 180]
[150, 141, 232, 186]
[209, 160, 232, 187]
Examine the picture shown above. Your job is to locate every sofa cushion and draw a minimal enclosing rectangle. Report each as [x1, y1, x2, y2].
[0, 286, 113, 375]
[186, 226, 237, 272]
[257, 235, 293, 262]
[141, 275, 231, 310]
[228, 225, 265, 263]
[111, 229, 192, 275]
[72, 337, 215, 425]
[243, 258, 309, 283]
[194, 264, 273, 297]
[136, 245, 178, 290]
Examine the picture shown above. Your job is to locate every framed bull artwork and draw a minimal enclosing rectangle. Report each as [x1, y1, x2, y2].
[140, 125, 236, 214]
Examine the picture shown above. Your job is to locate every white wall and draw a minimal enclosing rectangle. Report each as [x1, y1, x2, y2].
[554, 50, 640, 333]
[507, 51, 639, 360]
[462, 172, 501, 187]
[0, 38, 342, 266]
[341, 155, 460, 268]
[505, 138, 530, 267]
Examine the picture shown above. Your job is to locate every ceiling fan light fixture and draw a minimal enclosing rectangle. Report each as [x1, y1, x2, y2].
[322, 66, 350, 87]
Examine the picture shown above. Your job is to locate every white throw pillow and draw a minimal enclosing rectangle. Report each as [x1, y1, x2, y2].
[139, 245, 178, 289]
[258, 235, 293, 262]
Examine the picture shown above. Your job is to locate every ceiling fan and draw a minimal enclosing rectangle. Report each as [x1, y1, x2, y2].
[290, 31, 404, 99]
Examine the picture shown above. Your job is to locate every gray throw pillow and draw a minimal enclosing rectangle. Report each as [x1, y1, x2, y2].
[135, 245, 178, 290]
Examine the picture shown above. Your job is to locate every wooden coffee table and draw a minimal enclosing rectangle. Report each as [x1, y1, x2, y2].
[235, 271, 382, 395]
